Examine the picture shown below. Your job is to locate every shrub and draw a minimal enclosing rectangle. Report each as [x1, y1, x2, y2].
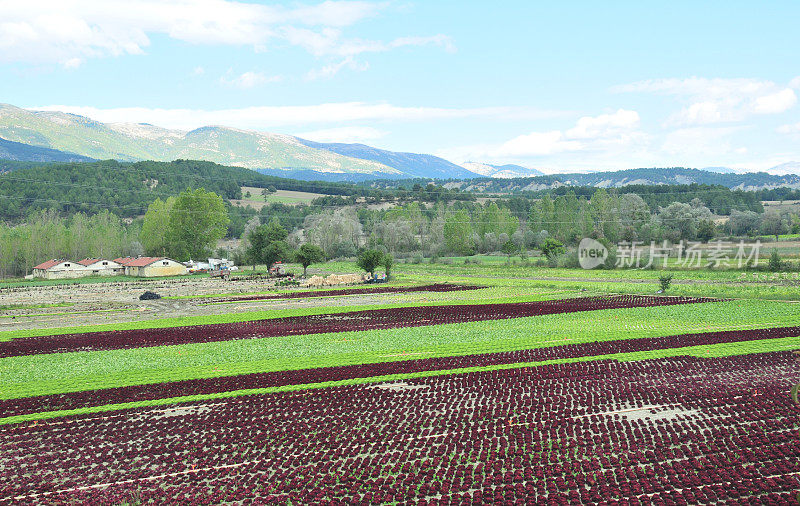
[658, 273, 673, 292]
[768, 249, 782, 272]
[539, 238, 565, 260]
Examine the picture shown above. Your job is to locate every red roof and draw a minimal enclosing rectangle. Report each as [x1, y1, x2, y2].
[77, 258, 101, 266]
[114, 257, 136, 266]
[124, 257, 166, 267]
[33, 259, 63, 270]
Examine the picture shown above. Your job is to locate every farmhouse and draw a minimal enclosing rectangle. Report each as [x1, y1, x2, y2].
[116, 257, 188, 277]
[31, 259, 88, 279]
[76, 258, 124, 276]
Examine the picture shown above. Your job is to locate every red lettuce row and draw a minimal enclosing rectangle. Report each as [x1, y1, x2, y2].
[0, 295, 715, 358]
[2, 323, 795, 420]
[1, 352, 798, 504]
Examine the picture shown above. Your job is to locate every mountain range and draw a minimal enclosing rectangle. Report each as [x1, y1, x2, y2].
[0, 103, 484, 181]
[2, 103, 800, 184]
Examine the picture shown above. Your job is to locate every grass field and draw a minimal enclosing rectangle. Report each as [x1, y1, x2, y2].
[1, 262, 799, 503]
[230, 187, 328, 208]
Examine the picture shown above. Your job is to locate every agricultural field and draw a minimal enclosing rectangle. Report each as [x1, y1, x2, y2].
[0, 264, 799, 504]
[230, 187, 328, 209]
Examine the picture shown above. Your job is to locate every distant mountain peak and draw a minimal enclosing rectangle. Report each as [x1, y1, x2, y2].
[461, 161, 546, 178]
[295, 138, 482, 179]
[767, 161, 800, 175]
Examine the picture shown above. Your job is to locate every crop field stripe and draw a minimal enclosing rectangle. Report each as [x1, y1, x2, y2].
[0, 290, 582, 343]
[198, 283, 485, 304]
[0, 295, 717, 357]
[2, 337, 797, 425]
[1, 324, 797, 416]
[3, 351, 798, 503]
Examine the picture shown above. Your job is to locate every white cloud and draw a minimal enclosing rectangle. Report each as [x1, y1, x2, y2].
[305, 56, 368, 80]
[32, 102, 560, 131]
[192, 66, 205, 75]
[661, 126, 738, 154]
[62, 57, 82, 69]
[295, 126, 386, 143]
[752, 88, 797, 114]
[281, 27, 454, 58]
[496, 131, 581, 157]
[565, 109, 639, 139]
[438, 109, 643, 162]
[284, 28, 454, 79]
[614, 77, 797, 125]
[777, 122, 800, 135]
[219, 71, 281, 89]
[495, 109, 640, 157]
[0, 0, 447, 70]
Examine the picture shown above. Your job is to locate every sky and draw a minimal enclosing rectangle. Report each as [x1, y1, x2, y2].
[1, 0, 800, 172]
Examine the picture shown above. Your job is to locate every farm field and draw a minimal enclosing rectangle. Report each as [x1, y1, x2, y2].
[230, 187, 328, 209]
[1, 266, 799, 504]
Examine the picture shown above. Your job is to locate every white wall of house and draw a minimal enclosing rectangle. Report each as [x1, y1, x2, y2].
[127, 259, 188, 277]
[80, 260, 124, 276]
[33, 261, 91, 280]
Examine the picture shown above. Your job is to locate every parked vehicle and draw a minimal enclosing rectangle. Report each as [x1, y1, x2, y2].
[269, 262, 294, 278]
[209, 267, 231, 280]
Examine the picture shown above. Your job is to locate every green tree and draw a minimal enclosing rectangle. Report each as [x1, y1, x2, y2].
[501, 239, 517, 261]
[264, 217, 288, 243]
[536, 195, 556, 235]
[263, 240, 291, 268]
[167, 188, 229, 261]
[295, 244, 325, 277]
[696, 219, 716, 242]
[141, 197, 174, 256]
[357, 249, 385, 276]
[382, 253, 394, 278]
[245, 218, 289, 270]
[539, 237, 564, 260]
[760, 211, 787, 241]
[443, 209, 473, 255]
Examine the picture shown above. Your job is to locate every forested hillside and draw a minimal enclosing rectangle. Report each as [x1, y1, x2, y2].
[0, 138, 94, 163]
[0, 159, 390, 221]
[382, 167, 800, 193]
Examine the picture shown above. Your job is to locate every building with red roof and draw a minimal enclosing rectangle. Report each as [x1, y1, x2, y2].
[118, 257, 188, 277]
[76, 258, 124, 276]
[30, 256, 186, 279]
[32, 259, 88, 279]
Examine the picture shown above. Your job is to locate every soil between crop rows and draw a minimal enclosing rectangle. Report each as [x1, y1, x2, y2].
[2, 324, 794, 419]
[201, 283, 484, 303]
[1, 352, 798, 504]
[0, 295, 715, 358]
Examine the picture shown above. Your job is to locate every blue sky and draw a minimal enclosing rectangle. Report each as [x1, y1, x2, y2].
[1, 0, 800, 172]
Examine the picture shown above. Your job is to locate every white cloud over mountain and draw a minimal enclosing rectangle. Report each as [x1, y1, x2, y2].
[295, 126, 386, 143]
[219, 71, 282, 89]
[440, 109, 642, 162]
[32, 102, 559, 131]
[613, 77, 798, 126]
